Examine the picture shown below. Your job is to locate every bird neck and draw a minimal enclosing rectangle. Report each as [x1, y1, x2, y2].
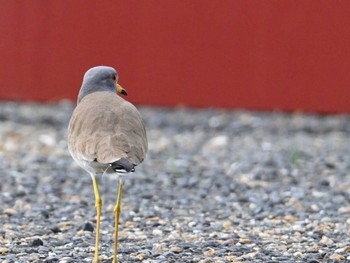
[77, 84, 115, 103]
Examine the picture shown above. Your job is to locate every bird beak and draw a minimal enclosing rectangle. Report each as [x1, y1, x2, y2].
[117, 84, 128, 96]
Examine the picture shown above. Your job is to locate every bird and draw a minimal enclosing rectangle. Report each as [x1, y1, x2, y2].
[67, 66, 148, 263]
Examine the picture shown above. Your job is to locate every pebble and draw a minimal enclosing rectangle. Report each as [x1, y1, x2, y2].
[4, 208, 17, 216]
[59, 257, 74, 263]
[170, 246, 183, 253]
[335, 246, 350, 253]
[338, 206, 350, 214]
[82, 222, 94, 232]
[51, 226, 62, 233]
[135, 253, 148, 260]
[329, 254, 345, 261]
[293, 251, 302, 257]
[320, 236, 333, 245]
[152, 243, 167, 255]
[152, 229, 163, 236]
[31, 238, 44, 246]
[0, 247, 9, 254]
[203, 248, 216, 256]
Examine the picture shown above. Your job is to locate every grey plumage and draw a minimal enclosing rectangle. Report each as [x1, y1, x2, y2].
[77, 66, 118, 103]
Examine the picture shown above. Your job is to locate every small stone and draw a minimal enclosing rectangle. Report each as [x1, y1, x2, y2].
[203, 248, 216, 256]
[199, 259, 215, 263]
[338, 207, 350, 214]
[51, 226, 62, 233]
[48, 252, 57, 257]
[284, 215, 297, 223]
[343, 246, 350, 252]
[125, 221, 136, 227]
[98, 255, 109, 261]
[83, 222, 94, 232]
[136, 253, 148, 260]
[59, 257, 73, 263]
[223, 221, 233, 230]
[335, 246, 350, 253]
[32, 238, 44, 246]
[188, 221, 197, 227]
[292, 224, 304, 232]
[146, 216, 161, 222]
[58, 221, 73, 231]
[0, 247, 9, 254]
[320, 235, 333, 245]
[204, 135, 228, 149]
[152, 243, 167, 255]
[310, 204, 319, 212]
[76, 229, 85, 236]
[329, 254, 345, 261]
[239, 237, 251, 244]
[39, 134, 55, 146]
[244, 252, 257, 258]
[293, 251, 302, 257]
[88, 246, 95, 252]
[170, 246, 183, 253]
[152, 229, 163, 236]
[224, 255, 238, 261]
[318, 178, 330, 186]
[4, 208, 17, 216]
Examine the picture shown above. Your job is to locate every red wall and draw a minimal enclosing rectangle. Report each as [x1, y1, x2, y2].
[0, 1, 349, 112]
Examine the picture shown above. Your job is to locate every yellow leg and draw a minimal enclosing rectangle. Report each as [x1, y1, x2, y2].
[112, 178, 123, 263]
[92, 176, 102, 263]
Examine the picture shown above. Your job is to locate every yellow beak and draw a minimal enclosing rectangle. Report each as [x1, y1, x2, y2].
[117, 84, 128, 96]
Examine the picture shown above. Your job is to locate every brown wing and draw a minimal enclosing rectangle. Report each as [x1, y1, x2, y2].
[68, 92, 148, 166]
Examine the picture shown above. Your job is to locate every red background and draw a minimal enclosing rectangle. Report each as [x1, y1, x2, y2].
[0, 1, 349, 112]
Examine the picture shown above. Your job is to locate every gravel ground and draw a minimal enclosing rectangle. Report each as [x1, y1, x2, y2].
[0, 101, 350, 263]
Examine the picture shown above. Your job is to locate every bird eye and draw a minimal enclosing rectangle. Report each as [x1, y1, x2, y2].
[112, 75, 116, 81]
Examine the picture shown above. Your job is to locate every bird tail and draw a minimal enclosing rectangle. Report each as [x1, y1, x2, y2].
[109, 158, 135, 173]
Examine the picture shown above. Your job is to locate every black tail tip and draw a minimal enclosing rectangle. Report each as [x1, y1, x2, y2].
[109, 158, 135, 173]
